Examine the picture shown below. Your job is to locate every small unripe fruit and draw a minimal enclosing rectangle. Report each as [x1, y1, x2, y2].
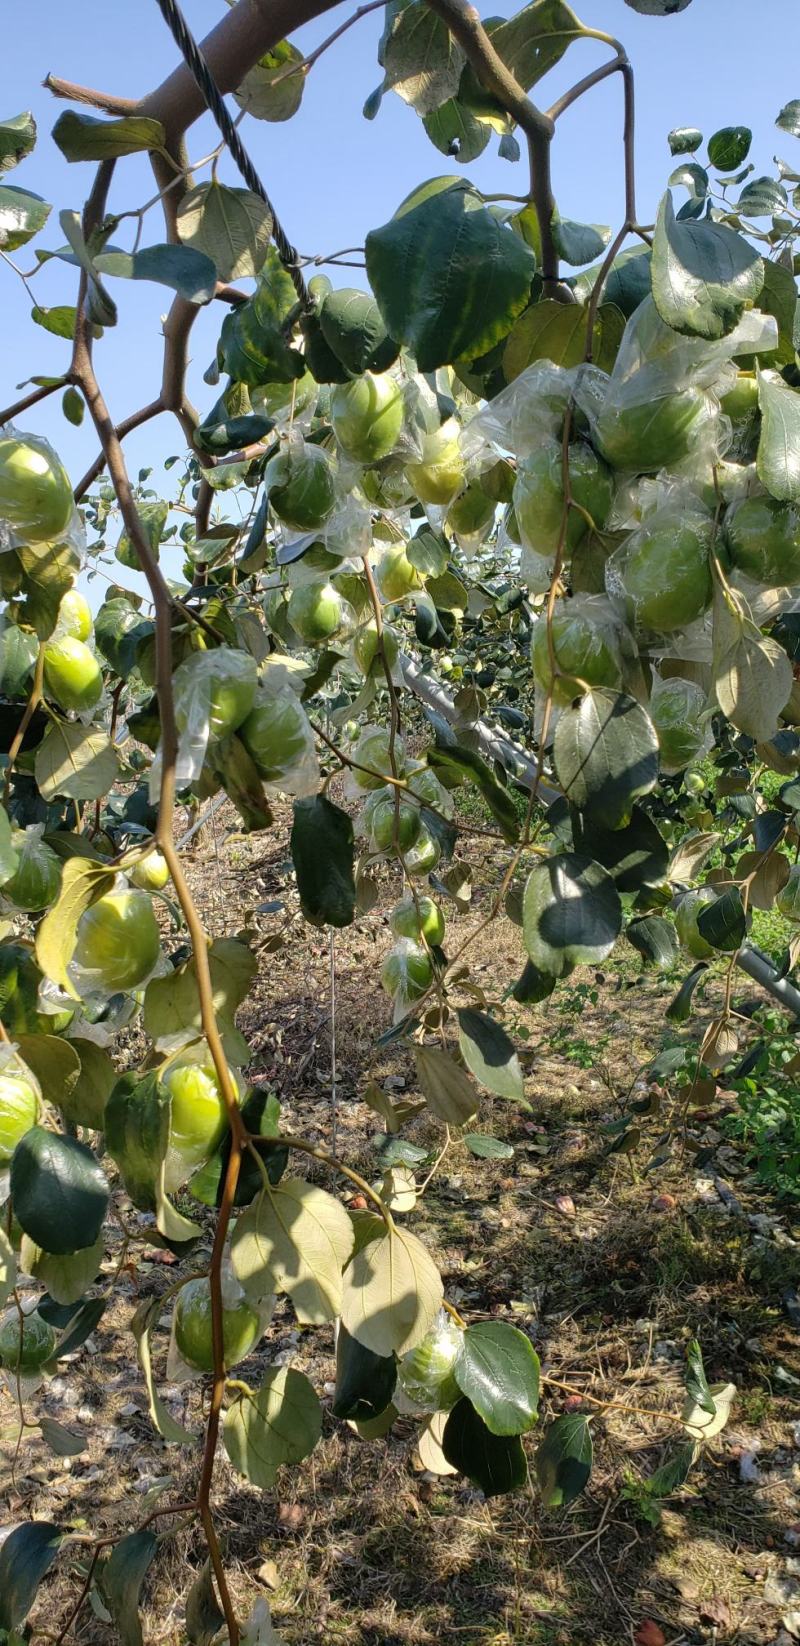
[390, 895, 445, 945]
[57, 588, 92, 641]
[0, 434, 73, 543]
[405, 421, 464, 505]
[0, 1309, 56, 1375]
[377, 548, 422, 603]
[330, 373, 404, 464]
[380, 941, 433, 1001]
[369, 797, 421, 854]
[163, 1061, 228, 1191]
[43, 637, 103, 713]
[73, 888, 161, 992]
[287, 580, 344, 645]
[725, 495, 800, 586]
[130, 850, 169, 892]
[675, 886, 718, 959]
[266, 444, 337, 532]
[174, 1277, 260, 1374]
[0, 1071, 38, 1164]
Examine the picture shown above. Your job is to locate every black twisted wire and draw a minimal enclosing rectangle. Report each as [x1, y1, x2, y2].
[152, 0, 313, 312]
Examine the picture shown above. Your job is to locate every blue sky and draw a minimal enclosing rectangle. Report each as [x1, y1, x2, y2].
[0, 0, 795, 587]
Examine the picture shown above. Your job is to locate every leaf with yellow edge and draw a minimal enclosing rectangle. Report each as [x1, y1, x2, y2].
[35, 857, 116, 998]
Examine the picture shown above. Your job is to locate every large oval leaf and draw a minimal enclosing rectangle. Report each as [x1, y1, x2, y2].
[522, 852, 622, 978]
[223, 1366, 322, 1487]
[535, 1413, 593, 1506]
[0, 1522, 63, 1631]
[442, 1397, 527, 1496]
[231, 1178, 354, 1322]
[340, 1227, 442, 1356]
[10, 1127, 109, 1255]
[651, 190, 764, 340]
[553, 689, 659, 830]
[291, 795, 356, 928]
[366, 184, 535, 370]
[455, 1321, 540, 1435]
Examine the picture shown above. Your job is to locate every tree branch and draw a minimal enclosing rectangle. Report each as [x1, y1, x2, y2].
[424, 0, 560, 287]
[0, 375, 71, 427]
[43, 72, 137, 115]
[73, 398, 165, 501]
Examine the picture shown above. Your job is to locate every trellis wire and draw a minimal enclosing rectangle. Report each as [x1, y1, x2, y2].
[151, 0, 313, 311]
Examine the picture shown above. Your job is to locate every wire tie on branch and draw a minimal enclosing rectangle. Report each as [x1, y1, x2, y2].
[150, 0, 314, 314]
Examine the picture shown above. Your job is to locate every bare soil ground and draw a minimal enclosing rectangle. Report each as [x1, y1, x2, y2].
[5, 802, 800, 1646]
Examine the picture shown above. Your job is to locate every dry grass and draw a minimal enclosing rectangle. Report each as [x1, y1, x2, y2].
[4, 803, 800, 1644]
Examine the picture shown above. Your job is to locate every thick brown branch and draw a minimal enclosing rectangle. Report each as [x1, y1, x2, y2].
[424, 0, 559, 286]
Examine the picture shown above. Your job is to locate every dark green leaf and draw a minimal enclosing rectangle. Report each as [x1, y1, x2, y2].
[522, 852, 622, 979]
[94, 243, 217, 304]
[651, 190, 764, 339]
[189, 1088, 286, 1209]
[665, 961, 708, 1022]
[0, 1522, 62, 1631]
[31, 303, 77, 338]
[624, 0, 692, 11]
[366, 184, 535, 370]
[511, 957, 556, 1003]
[456, 1008, 525, 1104]
[423, 98, 491, 165]
[10, 1127, 109, 1255]
[0, 621, 38, 695]
[408, 526, 449, 578]
[52, 111, 165, 161]
[573, 246, 652, 318]
[319, 288, 398, 375]
[455, 1321, 539, 1435]
[668, 127, 702, 156]
[333, 1323, 397, 1420]
[0, 111, 36, 175]
[573, 806, 668, 892]
[707, 126, 752, 171]
[777, 100, 800, 138]
[737, 175, 788, 217]
[105, 1072, 167, 1213]
[291, 795, 356, 928]
[185, 1560, 225, 1646]
[626, 915, 678, 968]
[685, 1338, 716, 1416]
[553, 218, 610, 266]
[696, 886, 746, 952]
[98, 1531, 157, 1646]
[442, 1396, 527, 1496]
[47, 1296, 106, 1362]
[0, 184, 50, 251]
[553, 690, 659, 830]
[535, 1414, 593, 1507]
[428, 744, 520, 842]
[645, 1439, 697, 1497]
[220, 298, 304, 388]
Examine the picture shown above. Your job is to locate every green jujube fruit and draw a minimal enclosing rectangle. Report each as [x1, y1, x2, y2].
[0, 1308, 56, 1374]
[0, 434, 73, 543]
[390, 895, 445, 945]
[330, 373, 404, 464]
[513, 441, 614, 558]
[725, 496, 800, 586]
[163, 1062, 228, 1191]
[594, 387, 711, 473]
[43, 636, 103, 713]
[619, 518, 712, 633]
[73, 888, 161, 992]
[380, 941, 432, 1001]
[174, 1277, 260, 1374]
[0, 1071, 39, 1163]
[266, 444, 337, 531]
[531, 608, 621, 705]
[239, 694, 311, 781]
[287, 580, 344, 644]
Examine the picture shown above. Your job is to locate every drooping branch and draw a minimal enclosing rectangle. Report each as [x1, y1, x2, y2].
[423, 0, 560, 288]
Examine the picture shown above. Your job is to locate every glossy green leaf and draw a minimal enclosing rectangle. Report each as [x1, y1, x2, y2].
[366, 185, 535, 370]
[523, 852, 622, 979]
[665, 961, 708, 1022]
[757, 369, 800, 503]
[0, 184, 51, 250]
[625, 915, 678, 969]
[572, 806, 668, 892]
[707, 125, 752, 171]
[0, 620, 38, 696]
[11, 1127, 109, 1255]
[428, 743, 519, 842]
[456, 1008, 524, 1104]
[332, 1322, 397, 1420]
[684, 1338, 716, 1415]
[94, 243, 217, 304]
[105, 1072, 168, 1213]
[98, 1530, 157, 1646]
[291, 795, 356, 928]
[696, 886, 746, 952]
[319, 288, 398, 375]
[223, 1366, 322, 1486]
[736, 175, 788, 217]
[52, 110, 165, 160]
[535, 1413, 593, 1506]
[668, 127, 702, 156]
[0, 1522, 63, 1631]
[776, 100, 800, 138]
[651, 190, 764, 339]
[0, 110, 36, 175]
[443, 1397, 527, 1496]
[554, 690, 659, 830]
[455, 1321, 540, 1435]
[553, 218, 611, 266]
